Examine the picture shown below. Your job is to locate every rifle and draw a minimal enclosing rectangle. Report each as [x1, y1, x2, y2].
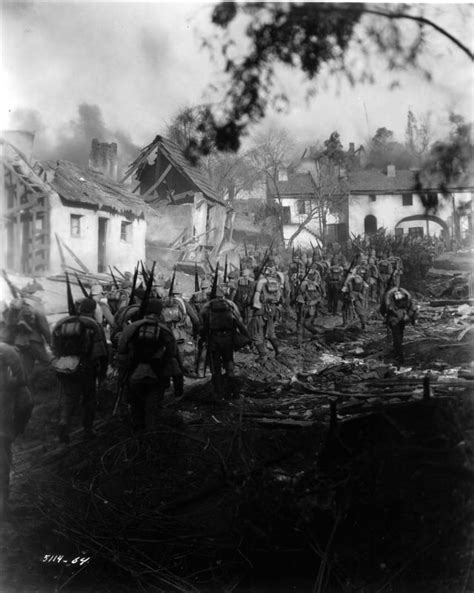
[109, 266, 120, 290]
[209, 262, 220, 300]
[113, 266, 126, 280]
[140, 260, 149, 284]
[244, 242, 248, 258]
[194, 263, 200, 293]
[65, 272, 76, 316]
[168, 267, 177, 298]
[223, 255, 228, 284]
[138, 261, 156, 319]
[75, 273, 90, 298]
[127, 265, 139, 307]
[2, 269, 19, 299]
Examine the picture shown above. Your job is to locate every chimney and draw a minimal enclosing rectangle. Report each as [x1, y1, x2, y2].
[387, 164, 396, 178]
[349, 142, 355, 153]
[2, 130, 35, 163]
[278, 169, 288, 182]
[88, 138, 118, 181]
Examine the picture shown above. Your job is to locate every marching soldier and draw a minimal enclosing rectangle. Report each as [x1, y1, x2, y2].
[4, 284, 52, 381]
[117, 299, 182, 431]
[326, 262, 344, 315]
[296, 267, 324, 346]
[252, 265, 283, 360]
[341, 273, 368, 330]
[377, 256, 393, 302]
[380, 287, 417, 365]
[200, 286, 249, 399]
[52, 298, 109, 443]
[233, 268, 255, 325]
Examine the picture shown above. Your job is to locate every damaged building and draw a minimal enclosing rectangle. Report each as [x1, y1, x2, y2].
[122, 135, 234, 270]
[1, 132, 147, 276]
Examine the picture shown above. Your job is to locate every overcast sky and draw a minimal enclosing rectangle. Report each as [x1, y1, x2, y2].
[2, 1, 473, 171]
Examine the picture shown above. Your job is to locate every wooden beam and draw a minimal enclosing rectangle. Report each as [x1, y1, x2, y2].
[141, 164, 172, 199]
[60, 237, 90, 273]
[120, 142, 159, 184]
[55, 233, 67, 270]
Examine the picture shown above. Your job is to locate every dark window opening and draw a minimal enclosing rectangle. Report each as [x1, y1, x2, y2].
[282, 206, 291, 224]
[369, 194, 376, 202]
[70, 214, 82, 237]
[408, 227, 424, 237]
[120, 221, 132, 242]
[402, 194, 413, 206]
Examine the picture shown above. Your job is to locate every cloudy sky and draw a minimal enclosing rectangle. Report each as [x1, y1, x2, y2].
[2, 1, 473, 172]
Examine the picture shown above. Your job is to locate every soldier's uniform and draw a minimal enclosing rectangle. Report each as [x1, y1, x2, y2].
[189, 280, 211, 377]
[251, 267, 283, 359]
[341, 274, 368, 330]
[200, 292, 249, 398]
[5, 288, 52, 382]
[380, 287, 417, 364]
[296, 269, 324, 345]
[117, 299, 182, 431]
[326, 264, 344, 315]
[377, 258, 393, 301]
[52, 298, 108, 443]
[0, 342, 33, 519]
[367, 257, 380, 302]
[233, 269, 255, 325]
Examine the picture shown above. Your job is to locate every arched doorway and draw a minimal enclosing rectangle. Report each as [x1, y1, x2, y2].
[364, 215, 377, 234]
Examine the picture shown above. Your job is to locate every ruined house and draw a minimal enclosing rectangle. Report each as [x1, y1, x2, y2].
[122, 135, 234, 267]
[1, 132, 147, 276]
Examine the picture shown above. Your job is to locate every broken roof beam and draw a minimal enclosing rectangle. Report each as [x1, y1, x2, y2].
[120, 137, 159, 184]
[140, 164, 172, 198]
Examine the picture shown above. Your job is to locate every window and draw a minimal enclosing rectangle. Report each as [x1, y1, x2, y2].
[296, 200, 306, 215]
[120, 221, 132, 242]
[402, 194, 413, 206]
[369, 194, 376, 202]
[408, 227, 423, 237]
[282, 206, 291, 224]
[70, 214, 82, 237]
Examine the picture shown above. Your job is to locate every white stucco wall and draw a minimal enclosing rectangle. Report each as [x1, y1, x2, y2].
[49, 193, 146, 274]
[347, 192, 461, 237]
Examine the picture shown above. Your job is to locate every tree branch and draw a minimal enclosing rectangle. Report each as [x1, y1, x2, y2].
[360, 7, 473, 61]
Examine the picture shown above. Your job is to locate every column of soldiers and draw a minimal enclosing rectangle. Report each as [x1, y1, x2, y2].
[0, 243, 420, 458]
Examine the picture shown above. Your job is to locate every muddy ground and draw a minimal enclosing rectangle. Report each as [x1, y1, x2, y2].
[1, 298, 474, 593]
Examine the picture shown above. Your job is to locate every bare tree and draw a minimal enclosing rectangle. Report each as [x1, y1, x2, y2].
[246, 127, 297, 245]
[286, 155, 348, 247]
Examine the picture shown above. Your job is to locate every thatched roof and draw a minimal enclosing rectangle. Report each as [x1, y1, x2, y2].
[122, 135, 227, 206]
[37, 160, 149, 218]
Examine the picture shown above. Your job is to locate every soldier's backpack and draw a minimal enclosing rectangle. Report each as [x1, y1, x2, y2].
[132, 322, 163, 362]
[54, 317, 93, 357]
[52, 317, 94, 374]
[208, 299, 234, 331]
[264, 278, 280, 302]
[161, 299, 183, 325]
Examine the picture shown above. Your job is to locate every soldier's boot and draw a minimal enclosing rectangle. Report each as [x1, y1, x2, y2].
[256, 344, 267, 361]
[269, 338, 283, 360]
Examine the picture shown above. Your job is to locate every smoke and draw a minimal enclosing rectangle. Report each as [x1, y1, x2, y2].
[8, 103, 140, 177]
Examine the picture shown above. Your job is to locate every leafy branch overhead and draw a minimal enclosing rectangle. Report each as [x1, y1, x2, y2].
[191, 2, 473, 154]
